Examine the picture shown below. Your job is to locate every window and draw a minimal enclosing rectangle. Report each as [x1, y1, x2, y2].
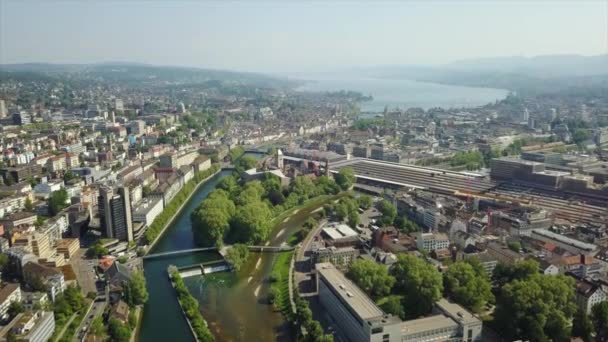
[382, 333, 390, 342]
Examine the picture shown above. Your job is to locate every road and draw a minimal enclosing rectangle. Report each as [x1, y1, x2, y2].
[74, 299, 107, 342]
[71, 248, 98, 295]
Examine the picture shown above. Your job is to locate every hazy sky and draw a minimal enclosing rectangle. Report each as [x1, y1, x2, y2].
[1, 1, 606, 72]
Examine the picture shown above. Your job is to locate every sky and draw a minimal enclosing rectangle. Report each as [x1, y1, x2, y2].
[1, 1, 606, 72]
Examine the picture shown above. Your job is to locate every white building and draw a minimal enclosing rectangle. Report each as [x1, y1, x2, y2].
[132, 197, 164, 226]
[415, 232, 450, 252]
[0, 283, 21, 319]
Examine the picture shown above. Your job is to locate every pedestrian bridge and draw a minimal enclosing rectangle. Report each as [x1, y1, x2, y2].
[143, 247, 218, 260]
[145, 245, 294, 260]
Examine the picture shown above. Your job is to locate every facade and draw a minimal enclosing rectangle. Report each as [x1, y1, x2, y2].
[131, 197, 164, 226]
[98, 186, 134, 241]
[486, 242, 524, 265]
[56, 239, 80, 260]
[0, 283, 21, 319]
[415, 232, 450, 252]
[574, 277, 608, 314]
[0, 311, 55, 342]
[22, 262, 65, 302]
[311, 246, 359, 269]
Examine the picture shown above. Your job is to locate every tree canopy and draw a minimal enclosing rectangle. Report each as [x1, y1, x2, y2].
[443, 260, 493, 313]
[347, 259, 395, 299]
[334, 167, 355, 190]
[391, 254, 443, 318]
[224, 243, 250, 271]
[378, 200, 397, 226]
[48, 188, 69, 215]
[591, 301, 608, 342]
[494, 274, 576, 342]
[124, 271, 149, 306]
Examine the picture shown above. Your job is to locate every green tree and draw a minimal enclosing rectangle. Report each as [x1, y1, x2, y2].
[108, 318, 131, 342]
[0, 254, 9, 272]
[48, 188, 69, 215]
[591, 301, 608, 342]
[229, 201, 272, 244]
[24, 197, 34, 211]
[63, 170, 79, 182]
[90, 316, 107, 337]
[347, 259, 395, 299]
[315, 175, 340, 195]
[507, 241, 522, 252]
[7, 301, 24, 317]
[334, 167, 355, 190]
[391, 254, 443, 318]
[125, 272, 149, 306]
[572, 307, 593, 342]
[357, 195, 373, 210]
[378, 200, 397, 226]
[492, 259, 539, 287]
[191, 190, 236, 247]
[394, 216, 419, 233]
[573, 128, 591, 146]
[379, 295, 405, 320]
[494, 274, 576, 342]
[86, 242, 109, 259]
[224, 243, 250, 271]
[443, 261, 494, 313]
[235, 155, 257, 171]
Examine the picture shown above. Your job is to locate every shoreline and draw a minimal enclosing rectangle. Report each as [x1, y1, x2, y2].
[145, 167, 222, 255]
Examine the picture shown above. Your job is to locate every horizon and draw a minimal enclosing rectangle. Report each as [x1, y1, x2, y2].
[1, 1, 606, 73]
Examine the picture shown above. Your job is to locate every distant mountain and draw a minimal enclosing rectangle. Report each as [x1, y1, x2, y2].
[0, 62, 292, 88]
[447, 54, 608, 77]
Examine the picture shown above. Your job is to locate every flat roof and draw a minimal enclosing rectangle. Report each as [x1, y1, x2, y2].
[531, 229, 596, 251]
[401, 315, 457, 335]
[316, 262, 384, 320]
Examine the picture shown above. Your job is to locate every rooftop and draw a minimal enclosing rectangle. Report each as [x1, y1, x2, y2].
[531, 229, 597, 252]
[316, 262, 384, 320]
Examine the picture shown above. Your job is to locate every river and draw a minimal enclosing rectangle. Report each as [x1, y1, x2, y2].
[140, 153, 319, 341]
[294, 75, 508, 112]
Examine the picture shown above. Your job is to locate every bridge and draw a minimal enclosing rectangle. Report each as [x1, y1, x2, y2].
[247, 245, 295, 252]
[143, 247, 218, 260]
[145, 245, 294, 260]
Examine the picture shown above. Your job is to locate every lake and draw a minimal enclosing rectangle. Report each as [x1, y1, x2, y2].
[294, 76, 509, 112]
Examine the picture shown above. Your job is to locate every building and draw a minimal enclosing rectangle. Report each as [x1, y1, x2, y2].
[0, 311, 55, 342]
[574, 277, 608, 314]
[0, 283, 21, 319]
[311, 246, 359, 269]
[110, 300, 130, 324]
[131, 197, 164, 226]
[315, 262, 482, 342]
[56, 239, 80, 260]
[5, 248, 37, 276]
[321, 223, 360, 248]
[415, 232, 450, 252]
[98, 186, 134, 241]
[486, 242, 524, 265]
[22, 262, 65, 302]
[530, 229, 597, 256]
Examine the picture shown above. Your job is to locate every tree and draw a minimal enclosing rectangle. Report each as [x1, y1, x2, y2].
[492, 259, 539, 287]
[229, 201, 273, 244]
[507, 241, 522, 252]
[235, 155, 257, 171]
[86, 242, 109, 259]
[591, 301, 608, 342]
[224, 243, 250, 271]
[24, 197, 34, 211]
[334, 167, 355, 190]
[125, 272, 149, 306]
[90, 316, 107, 337]
[7, 301, 24, 317]
[63, 170, 79, 182]
[191, 190, 235, 247]
[379, 295, 405, 320]
[394, 216, 419, 233]
[0, 254, 8, 272]
[443, 261, 493, 313]
[391, 254, 443, 318]
[378, 200, 397, 226]
[108, 318, 131, 342]
[347, 260, 395, 299]
[357, 195, 373, 210]
[573, 128, 591, 146]
[494, 274, 576, 342]
[572, 307, 593, 342]
[48, 188, 69, 215]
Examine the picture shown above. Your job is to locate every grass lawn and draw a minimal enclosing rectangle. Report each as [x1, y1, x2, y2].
[270, 251, 294, 320]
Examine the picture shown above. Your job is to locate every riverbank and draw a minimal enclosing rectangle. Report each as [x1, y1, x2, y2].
[145, 165, 221, 254]
[169, 267, 215, 342]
